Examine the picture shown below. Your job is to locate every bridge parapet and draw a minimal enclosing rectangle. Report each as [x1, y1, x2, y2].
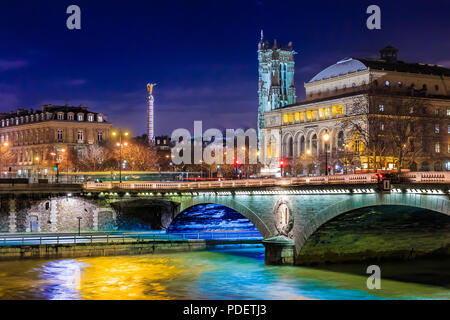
[84, 172, 450, 191]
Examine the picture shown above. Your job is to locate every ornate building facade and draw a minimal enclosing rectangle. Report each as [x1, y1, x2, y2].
[261, 45, 450, 175]
[0, 104, 111, 178]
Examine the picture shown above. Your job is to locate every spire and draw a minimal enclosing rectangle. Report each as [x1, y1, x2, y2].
[260, 29, 264, 41]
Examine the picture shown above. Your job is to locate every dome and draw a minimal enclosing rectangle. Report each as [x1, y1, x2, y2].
[308, 58, 368, 82]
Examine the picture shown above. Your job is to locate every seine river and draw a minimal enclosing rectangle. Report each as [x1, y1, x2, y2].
[0, 246, 449, 300]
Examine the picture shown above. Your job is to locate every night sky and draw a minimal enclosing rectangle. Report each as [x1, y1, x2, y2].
[1, 0, 449, 136]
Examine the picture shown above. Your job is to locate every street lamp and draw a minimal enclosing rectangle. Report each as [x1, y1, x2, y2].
[77, 216, 82, 236]
[111, 130, 129, 184]
[323, 132, 330, 176]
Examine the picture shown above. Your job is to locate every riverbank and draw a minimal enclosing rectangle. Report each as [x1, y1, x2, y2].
[0, 239, 210, 261]
[0, 238, 263, 261]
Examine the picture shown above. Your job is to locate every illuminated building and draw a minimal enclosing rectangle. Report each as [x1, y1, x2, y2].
[261, 45, 450, 174]
[0, 104, 111, 178]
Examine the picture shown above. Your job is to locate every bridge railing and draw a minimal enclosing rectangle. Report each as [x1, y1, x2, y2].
[0, 231, 263, 246]
[83, 171, 450, 190]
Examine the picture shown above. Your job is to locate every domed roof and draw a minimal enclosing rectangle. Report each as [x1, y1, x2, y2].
[309, 58, 368, 83]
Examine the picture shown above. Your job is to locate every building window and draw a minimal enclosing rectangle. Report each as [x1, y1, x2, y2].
[448, 144, 450, 153]
[398, 81, 403, 88]
[435, 124, 440, 134]
[57, 130, 63, 142]
[423, 84, 427, 90]
[435, 85, 439, 91]
[380, 123, 384, 131]
[435, 143, 440, 153]
[97, 131, 103, 141]
[78, 130, 83, 141]
[448, 109, 450, 116]
[88, 115, 93, 122]
[435, 109, 440, 116]
[57, 113, 64, 120]
[379, 105, 384, 112]
[78, 114, 84, 121]
[97, 115, 103, 122]
[448, 125, 450, 134]
[385, 80, 390, 86]
[68, 114, 74, 120]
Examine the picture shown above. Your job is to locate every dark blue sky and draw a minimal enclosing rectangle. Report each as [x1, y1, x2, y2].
[1, 0, 449, 136]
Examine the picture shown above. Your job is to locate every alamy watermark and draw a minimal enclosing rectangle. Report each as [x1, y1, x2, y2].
[366, 265, 381, 289]
[171, 121, 258, 165]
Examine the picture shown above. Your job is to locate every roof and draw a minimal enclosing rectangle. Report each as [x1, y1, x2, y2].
[308, 57, 450, 83]
[309, 58, 367, 82]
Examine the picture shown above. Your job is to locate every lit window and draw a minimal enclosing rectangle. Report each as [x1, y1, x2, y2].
[283, 114, 288, 124]
[448, 109, 450, 116]
[379, 105, 384, 112]
[288, 113, 293, 123]
[435, 124, 440, 134]
[435, 109, 440, 116]
[448, 125, 450, 134]
[448, 145, 450, 153]
[435, 143, 440, 153]
[380, 123, 384, 131]
[78, 114, 83, 121]
[97, 115, 103, 122]
[88, 115, 93, 122]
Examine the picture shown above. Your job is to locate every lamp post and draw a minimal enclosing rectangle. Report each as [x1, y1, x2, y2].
[77, 216, 82, 236]
[323, 132, 330, 176]
[111, 130, 129, 184]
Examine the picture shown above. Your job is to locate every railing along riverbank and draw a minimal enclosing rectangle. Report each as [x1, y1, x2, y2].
[0, 231, 263, 246]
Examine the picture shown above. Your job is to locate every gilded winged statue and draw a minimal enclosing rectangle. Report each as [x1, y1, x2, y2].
[147, 83, 156, 95]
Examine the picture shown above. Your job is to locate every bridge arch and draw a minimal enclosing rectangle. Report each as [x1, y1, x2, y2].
[297, 193, 450, 254]
[176, 197, 273, 238]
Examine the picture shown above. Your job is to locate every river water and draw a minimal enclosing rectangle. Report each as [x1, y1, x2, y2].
[0, 245, 449, 300]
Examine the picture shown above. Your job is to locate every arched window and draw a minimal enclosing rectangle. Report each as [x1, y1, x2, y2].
[287, 136, 293, 158]
[299, 136, 305, 155]
[311, 134, 318, 155]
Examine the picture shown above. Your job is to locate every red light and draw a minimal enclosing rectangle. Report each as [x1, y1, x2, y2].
[234, 159, 240, 166]
[279, 160, 284, 168]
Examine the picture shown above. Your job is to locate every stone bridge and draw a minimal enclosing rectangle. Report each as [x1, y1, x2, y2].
[1, 172, 449, 265]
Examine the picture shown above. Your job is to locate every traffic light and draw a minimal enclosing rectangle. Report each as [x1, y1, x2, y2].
[234, 159, 240, 166]
[279, 159, 284, 168]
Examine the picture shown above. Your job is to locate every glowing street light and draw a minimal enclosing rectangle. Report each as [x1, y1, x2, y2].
[2, 142, 8, 147]
[111, 129, 130, 183]
[323, 132, 330, 176]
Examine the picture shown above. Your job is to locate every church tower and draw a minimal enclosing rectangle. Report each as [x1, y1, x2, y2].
[257, 31, 296, 151]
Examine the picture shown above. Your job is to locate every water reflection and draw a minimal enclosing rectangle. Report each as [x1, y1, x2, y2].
[37, 260, 85, 300]
[0, 247, 449, 300]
